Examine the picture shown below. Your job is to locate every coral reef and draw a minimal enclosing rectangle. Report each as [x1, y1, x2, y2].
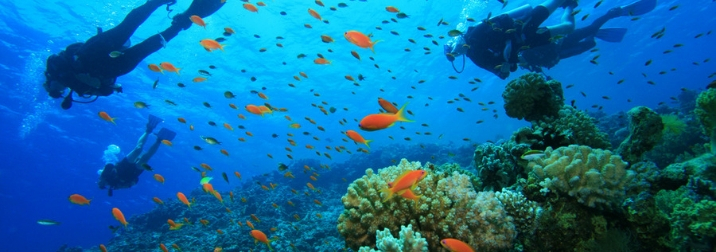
[514, 106, 611, 150]
[495, 188, 542, 235]
[616, 106, 664, 164]
[472, 142, 528, 191]
[357, 224, 428, 252]
[502, 73, 564, 121]
[337, 159, 516, 251]
[695, 88, 716, 153]
[527, 145, 636, 208]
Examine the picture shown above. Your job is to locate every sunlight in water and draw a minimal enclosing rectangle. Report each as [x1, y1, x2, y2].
[19, 53, 51, 139]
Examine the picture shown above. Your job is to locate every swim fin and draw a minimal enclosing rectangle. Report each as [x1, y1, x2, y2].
[147, 114, 163, 132]
[620, 0, 656, 16]
[595, 28, 627, 43]
[156, 128, 176, 141]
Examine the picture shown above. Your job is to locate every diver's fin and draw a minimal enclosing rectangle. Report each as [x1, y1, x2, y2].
[595, 28, 627, 43]
[147, 114, 163, 132]
[156, 128, 176, 141]
[122, 39, 131, 49]
[96, 27, 103, 34]
[620, 0, 656, 16]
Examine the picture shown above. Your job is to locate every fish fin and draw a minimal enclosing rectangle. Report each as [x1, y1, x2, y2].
[595, 28, 627, 43]
[364, 139, 372, 149]
[380, 188, 394, 202]
[395, 103, 414, 123]
[370, 40, 382, 53]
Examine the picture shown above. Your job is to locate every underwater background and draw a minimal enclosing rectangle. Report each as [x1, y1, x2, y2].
[0, 0, 715, 251]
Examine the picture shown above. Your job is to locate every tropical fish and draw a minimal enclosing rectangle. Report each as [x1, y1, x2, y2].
[153, 174, 165, 184]
[440, 238, 474, 252]
[112, 207, 128, 227]
[159, 62, 181, 75]
[520, 150, 545, 161]
[308, 8, 322, 20]
[98, 111, 116, 125]
[346, 130, 372, 148]
[382, 170, 427, 202]
[148, 63, 163, 73]
[250, 230, 275, 251]
[358, 104, 412, 131]
[177, 192, 191, 209]
[243, 3, 258, 12]
[200, 39, 225, 52]
[189, 15, 206, 28]
[344, 30, 381, 53]
[201, 136, 221, 145]
[378, 98, 399, 113]
[68, 194, 91, 205]
[37, 219, 61, 226]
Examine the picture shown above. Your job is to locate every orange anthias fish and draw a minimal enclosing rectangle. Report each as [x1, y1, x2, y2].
[112, 207, 128, 227]
[346, 130, 372, 148]
[161, 140, 172, 146]
[378, 98, 399, 113]
[193, 77, 207, 82]
[385, 6, 400, 13]
[307, 8, 322, 21]
[344, 30, 381, 53]
[189, 15, 206, 28]
[160, 244, 168, 252]
[382, 169, 427, 202]
[200, 39, 225, 52]
[148, 63, 163, 74]
[246, 105, 263, 116]
[250, 230, 275, 251]
[314, 58, 331, 65]
[99, 244, 107, 252]
[211, 190, 224, 204]
[440, 238, 475, 252]
[153, 174, 165, 184]
[153, 197, 164, 205]
[358, 104, 412, 131]
[98, 111, 116, 125]
[68, 194, 91, 205]
[243, 3, 259, 12]
[159, 62, 181, 75]
[258, 105, 272, 115]
[177, 192, 192, 209]
[223, 123, 234, 131]
[234, 171, 242, 180]
[167, 219, 184, 230]
[224, 27, 235, 34]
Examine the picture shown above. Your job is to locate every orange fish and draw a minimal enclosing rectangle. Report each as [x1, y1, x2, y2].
[159, 62, 181, 75]
[345, 75, 355, 82]
[148, 63, 163, 74]
[216, 229, 224, 234]
[257, 92, 269, 100]
[251, 214, 261, 223]
[193, 77, 207, 82]
[200, 163, 213, 171]
[308, 8, 322, 20]
[321, 35, 334, 43]
[250, 230, 274, 251]
[313, 199, 322, 206]
[234, 171, 242, 180]
[177, 192, 192, 209]
[200, 219, 209, 226]
[214, 247, 223, 252]
[243, 3, 259, 12]
[200, 39, 225, 52]
[314, 58, 331, 65]
[315, 0, 325, 7]
[224, 27, 235, 34]
[171, 244, 181, 251]
[189, 15, 206, 28]
[289, 123, 300, 129]
[211, 190, 223, 204]
[153, 174, 165, 184]
[382, 170, 427, 201]
[99, 244, 107, 252]
[246, 220, 255, 229]
[246, 105, 263, 116]
[68, 194, 91, 205]
[167, 219, 183, 230]
[359, 104, 412, 131]
[397, 188, 421, 208]
[202, 183, 215, 193]
[344, 30, 381, 53]
[229, 103, 238, 109]
[160, 244, 168, 252]
[178, 117, 187, 123]
[161, 139, 172, 146]
[98, 111, 116, 125]
[378, 98, 399, 113]
[223, 123, 234, 131]
[220, 149, 229, 156]
[299, 72, 308, 78]
[256, 1, 266, 6]
[346, 130, 372, 148]
[385, 6, 400, 13]
[307, 182, 317, 191]
[238, 114, 246, 119]
[440, 238, 475, 252]
[153, 197, 164, 205]
[112, 207, 128, 227]
[258, 105, 272, 115]
[229, 191, 235, 202]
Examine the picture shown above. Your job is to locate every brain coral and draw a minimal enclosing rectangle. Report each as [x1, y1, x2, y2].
[502, 72, 564, 121]
[337, 159, 516, 251]
[527, 145, 636, 208]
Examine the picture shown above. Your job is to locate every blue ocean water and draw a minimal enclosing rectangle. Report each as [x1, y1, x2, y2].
[0, 0, 713, 251]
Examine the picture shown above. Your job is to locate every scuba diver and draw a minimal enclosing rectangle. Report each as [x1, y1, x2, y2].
[444, 0, 655, 80]
[98, 115, 176, 196]
[43, 0, 225, 110]
[519, 0, 657, 73]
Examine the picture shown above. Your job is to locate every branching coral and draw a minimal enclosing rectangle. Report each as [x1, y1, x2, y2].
[502, 72, 564, 121]
[495, 188, 542, 235]
[527, 145, 636, 208]
[338, 159, 516, 251]
[357, 224, 428, 252]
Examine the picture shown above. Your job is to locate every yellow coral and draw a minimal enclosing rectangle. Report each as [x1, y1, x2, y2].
[661, 114, 686, 135]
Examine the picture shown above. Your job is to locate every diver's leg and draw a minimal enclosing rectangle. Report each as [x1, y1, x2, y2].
[570, 8, 622, 40]
[538, 0, 567, 14]
[125, 131, 150, 162]
[559, 39, 597, 59]
[504, 4, 533, 20]
[545, 7, 575, 35]
[137, 139, 162, 165]
[80, 0, 172, 56]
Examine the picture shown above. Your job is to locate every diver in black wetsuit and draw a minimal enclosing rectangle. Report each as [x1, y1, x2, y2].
[519, 0, 657, 73]
[98, 115, 176, 196]
[43, 0, 225, 110]
[443, 0, 656, 80]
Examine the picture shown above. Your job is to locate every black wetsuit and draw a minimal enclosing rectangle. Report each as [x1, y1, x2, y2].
[44, 0, 186, 102]
[464, 6, 552, 79]
[520, 8, 622, 70]
[100, 158, 143, 196]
